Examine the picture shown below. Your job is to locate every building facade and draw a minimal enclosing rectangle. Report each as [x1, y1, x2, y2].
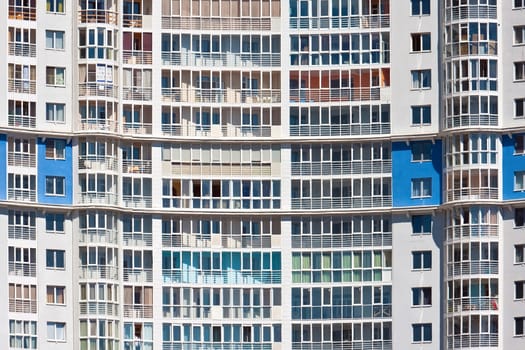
[1, 0, 525, 349]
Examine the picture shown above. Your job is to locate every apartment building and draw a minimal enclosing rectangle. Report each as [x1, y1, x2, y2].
[0, 0, 524, 349]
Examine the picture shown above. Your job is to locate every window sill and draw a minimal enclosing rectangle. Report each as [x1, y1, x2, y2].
[45, 194, 66, 197]
[45, 157, 66, 161]
[411, 196, 432, 199]
[411, 87, 432, 91]
[46, 12, 66, 15]
[411, 124, 432, 127]
[411, 305, 432, 308]
[410, 50, 432, 54]
[411, 160, 432, 163]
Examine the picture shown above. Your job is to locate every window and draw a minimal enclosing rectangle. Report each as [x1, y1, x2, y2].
[412, 287, 432, 306]
[411, 33, 431, 52]
[46, 213, 65, 233]
[515, 0, 525, 9]
[411, 70, 431, 89]
[46, 286, 65, 305]
[46, 250, 65, 269]
[46, 0, 64, 13]
[46, 103, 65, 122]
[515, 172, 525, 191]
[47, 322, 65, 342]
[516, 281, 525, 300]
[516, 244, 525, 263]
[45, 31, 64, 50]
[516, 317, 525, 336]
[411, 105, 431, 125]
[516, 99, 525, 118]
[412, 323, 432, 343]
[411, 178, 431, 198]
[411, 142, 432, 162]
[412, 251, 432, 270]
[46, 67, 65, 86]
[411, 0, 430, 15]
[45, 139, 66, 159]
[412, 215, 432, 234]
[46, 176, 65, 196]
[516, 62, 525, 81]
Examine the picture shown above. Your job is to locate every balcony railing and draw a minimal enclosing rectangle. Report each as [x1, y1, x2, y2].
[290, 88, 380, 103]
[445, 114, 498, 129]
[9, 300, 36, 313]
[8, 115, 36, 128]
[80, 301, 119, 316]
[123, 233, 152, 247]
[161, 17, 272, 31]
[161, 88, 280, 104]
[8, 189, 36, 202]
[447, 334, 498, 349]
[122, 123, 152, 135]
[8, 153, 36, 168]
[291, 196, 392, 210]
[123, 268, 153, 283]
[289, 14, 390, 30]
[79, 119, 119, 133]
[8, 262, 36, 277]
[122, 159, 152, 174]
[170, 163, 273, 178]
[79, 265, 118, 280]
[79, 228, 118, 244]
[78, 192, 118, 206]
[123, 14, 143, 28]
[8, 226, 36, 240]
[447, 297, 499, 313]
[78, 83, 118, 98]
[123, 87, 152, 101]
[445, 5, 497, 21]
[163, 305, 211, 319]
[447, 261, 498, 276]
[161, 52, 281, 68]
[446, 225, 499, 240]
[8, 42, 36, 57]
[123, 51, 152, 65]
[292, 233, 392, 249]
[161, 124, 275, 138]
[123, 304, 153, 318]
[8, 79, 36, 94]
[122, 195, 153, 209]
[78, 10, 117, 24]
[162, 270, 281, 284]
[162, 343, 273, 350]
[162, 197, 280, 210]
[290, 124, 391, 137]
[79, 155, 118, 172]
[291, 341, 393, 350]
[291, 160, 391, 176]
[446, 188, 499, 202]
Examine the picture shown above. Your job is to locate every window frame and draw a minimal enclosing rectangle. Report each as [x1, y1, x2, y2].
[46, 67, 65, 87]
[515, 280, 525, 300]
[514, 171, 525, 191]
[46, 0, 65, 14]
[45, 176, 65, 196]
[411, 215, 432, 234]
[410, 0, 431, 16]
[46, 213, 65, 233]
[516, 62, 525, 81]
[46, 249, 65, 270]
[45, 30, 65, 50]
[411, 178, 432, 198]
[412, 287, 432, 307]
[46, 322, 66, 342]
[46, 285, 66, 305]
[45, 139, 66, 160]
[412, 251, 432, 270]
[516, 244, 525, 264]
[411, 33, 431, 52]
[516, 98, 525, 118]
[411, 142, 432, 162]
[411, 70, 432, 90]
[515, 317, 525, 337]
[411, 105, 431, 125]
[46, 103, 65, 123]
[412, 323, 432, 343]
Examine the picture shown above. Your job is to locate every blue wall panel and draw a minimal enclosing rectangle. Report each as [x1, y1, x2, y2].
[37, 138, 73, 204]
[0, 135, 6, 200]
[502, 134, 525, 200]
[392, 140, 442, 207]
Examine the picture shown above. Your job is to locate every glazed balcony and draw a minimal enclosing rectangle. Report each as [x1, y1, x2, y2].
[9, 300, 36, 313]
[289, 14, 390, 30]
[161, 52, 281, 68]
[8, 42, 36, 58]
[292, 232, 392, 249]
[8, 262, 36, 277]
[161, 88, 280, 104]
[78, 10, 117, 25]
[123, 51, 152, 65]
[291, 196, 392, 210]
[122, 195, 153, 209]
[8, 3, 36, 21]
[79, 301, 119, 316]
[8, 189, 36, 202]
[447, 297, 499, 313]
[161, 17, 273, 31]
[8, 153, 36, 168]
[123, 233, 152, 247]
[123, 268, 153, 283]
[8, 114, 36, 128]
[446, 188, 498, 202]
[123, 304, 153, 318]
[78, 192, 119, 206]
[162, 269, 281, 284]
[290, 123, 390, 137]
[122, 159, 152, 174]
[8, 226, 36, 240]
[8, 79, 36, 95]
[291, 160, 392, 176]
[79, 119, 119, 133]
[78, 83, 119, 99]
[123, 0, 152, 28]
[447, 261, 498, 276]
